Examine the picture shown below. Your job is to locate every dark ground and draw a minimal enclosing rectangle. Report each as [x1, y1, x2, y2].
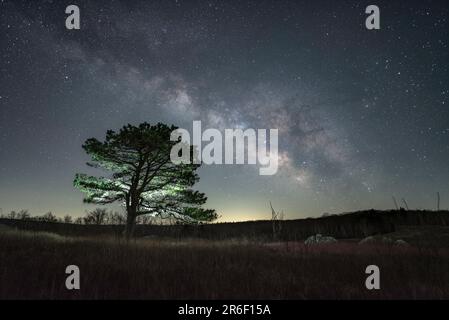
[1, 209, 449, 241]
[1, 210, 449, 299]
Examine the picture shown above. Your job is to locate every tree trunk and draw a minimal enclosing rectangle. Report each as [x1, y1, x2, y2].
[124, 212, 137, 240]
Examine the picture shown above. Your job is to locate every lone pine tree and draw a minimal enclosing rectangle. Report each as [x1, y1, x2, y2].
[74, 122, 216, 238]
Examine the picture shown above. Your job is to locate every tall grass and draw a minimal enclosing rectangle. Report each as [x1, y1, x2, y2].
[1, 228, 449, 299]
[2, 209, 449, 241]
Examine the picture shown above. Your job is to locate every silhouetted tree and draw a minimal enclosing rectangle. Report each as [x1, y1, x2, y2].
[270, 202, 284, 241]
[40, 212, 58, 222]
[83, 208, 109, 225]
[63, 215, 73, 223]
[11, 209, 31, 220]
[74, 122, 216, 238]
[74, 217, 84, 225]
[107, 211, 126, 225]
[6, 210, 18, 219]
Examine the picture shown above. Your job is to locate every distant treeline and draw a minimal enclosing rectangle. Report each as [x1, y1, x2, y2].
[1, 209, 449, 240]
[0, 208, 161, 225]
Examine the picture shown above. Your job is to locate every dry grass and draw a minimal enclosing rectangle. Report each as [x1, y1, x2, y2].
[0, 228, 449, 299]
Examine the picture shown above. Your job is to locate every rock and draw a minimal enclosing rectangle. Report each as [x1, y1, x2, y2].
[358, 236, 376, 244]
[394, 239, 409, 246]
[358, 236, 410, 246]
[358, 236, 393, 244]
[304, 234, 337, 245]
[381, 236, 394, 243]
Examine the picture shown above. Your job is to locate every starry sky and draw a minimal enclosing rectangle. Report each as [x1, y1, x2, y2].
[0, 0, 448, 221]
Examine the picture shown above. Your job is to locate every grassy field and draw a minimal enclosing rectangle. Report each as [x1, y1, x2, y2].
[1, 225, 449, 299]
[2, 210, 449, 241]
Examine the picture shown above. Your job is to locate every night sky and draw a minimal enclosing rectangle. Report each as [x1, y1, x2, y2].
[1, 0, 448, 221]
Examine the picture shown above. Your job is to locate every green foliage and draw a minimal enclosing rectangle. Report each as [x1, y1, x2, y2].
[74, 122, 217, 230]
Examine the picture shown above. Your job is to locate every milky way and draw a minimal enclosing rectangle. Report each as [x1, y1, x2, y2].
[1, 0, 448, 221]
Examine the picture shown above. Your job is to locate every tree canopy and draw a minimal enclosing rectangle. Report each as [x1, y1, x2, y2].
[74, 122, 217, 238]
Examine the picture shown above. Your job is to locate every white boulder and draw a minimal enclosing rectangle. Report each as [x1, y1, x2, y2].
[394, 239, 409, 246]
[304, 234, 337, 245]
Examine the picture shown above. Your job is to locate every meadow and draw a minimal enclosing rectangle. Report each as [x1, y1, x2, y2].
[1, 224, 449, 299]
